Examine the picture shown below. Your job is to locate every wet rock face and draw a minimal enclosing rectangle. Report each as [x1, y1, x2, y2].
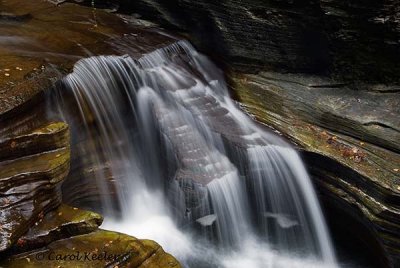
[232, 72, 400, 267]
[1, 230, 180, 268]
[0, 117, 181, 267]
[110, 1, 400, 264]
[0, 116, 180, 267]
[0, 122, 70, 252]
[107, 0, 400, 84]
[0, 2, 182, 267]
[0, 0, 175, 123]
[10, 204, 103, 254]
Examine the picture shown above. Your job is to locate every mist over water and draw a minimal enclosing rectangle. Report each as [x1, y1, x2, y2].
[53, 40, 337, 267]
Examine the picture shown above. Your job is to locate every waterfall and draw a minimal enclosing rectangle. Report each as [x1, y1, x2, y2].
[50, 40, 337, 267]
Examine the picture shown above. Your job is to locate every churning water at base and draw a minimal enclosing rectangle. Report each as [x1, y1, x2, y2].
[52, 40, 337, 267]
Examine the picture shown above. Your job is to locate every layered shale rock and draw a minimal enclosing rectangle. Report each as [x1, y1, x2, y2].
[0, 122, 70, 252]
[0, 2, 181, 266]
[0, 120, 181, 267]
[105, 1, 400, 265]
[97, 0, 400, 85]
[232, 72, 400, 267]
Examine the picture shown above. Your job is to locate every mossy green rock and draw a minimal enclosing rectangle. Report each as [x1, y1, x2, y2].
[0, 122, 69, 161]
[1, 230, 181, 268]
[10, 204, 102, 253]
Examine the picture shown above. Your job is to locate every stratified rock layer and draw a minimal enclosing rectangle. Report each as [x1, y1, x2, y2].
[10, 204, 103, 253]
[0, 3, 182, 267]
[0, 119, 181, 267]
[232, 72, 400, 267]
[111, 0, 400, 84]
[0, 122, 70, 252]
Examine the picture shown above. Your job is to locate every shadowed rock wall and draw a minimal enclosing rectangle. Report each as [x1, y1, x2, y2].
[108, 0, 400, 85]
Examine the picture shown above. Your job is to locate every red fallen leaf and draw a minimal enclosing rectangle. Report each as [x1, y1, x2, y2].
[16, 238, 26, 247]
[342, 146, 366, 162]
[342, 148, 354, 157]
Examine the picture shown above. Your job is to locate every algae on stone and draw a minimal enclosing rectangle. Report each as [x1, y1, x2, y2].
[1, 230, 181, 268]
[10, 204, 103, 253]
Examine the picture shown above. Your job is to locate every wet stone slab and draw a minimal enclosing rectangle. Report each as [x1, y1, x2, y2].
[1, 229, 181, 268]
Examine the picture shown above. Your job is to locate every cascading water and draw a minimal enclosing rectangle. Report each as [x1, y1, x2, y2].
[50, 39, 338, 267]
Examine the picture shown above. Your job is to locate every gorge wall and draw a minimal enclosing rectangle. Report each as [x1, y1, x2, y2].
[110, 0, 400, 85]
[80, 0, 400, 267]
[1, 0, 399, 267]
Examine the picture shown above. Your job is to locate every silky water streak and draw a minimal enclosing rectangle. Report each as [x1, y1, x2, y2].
[51, 40, 337, 267]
